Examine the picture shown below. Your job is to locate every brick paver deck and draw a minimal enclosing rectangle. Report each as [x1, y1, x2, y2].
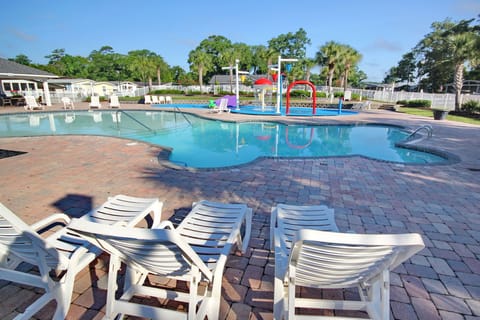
[0, 102, 479, 319]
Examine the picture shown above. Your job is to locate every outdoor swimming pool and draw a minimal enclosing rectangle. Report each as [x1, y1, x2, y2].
[0, 110, 447, 168]
[154, 103, 358, 116]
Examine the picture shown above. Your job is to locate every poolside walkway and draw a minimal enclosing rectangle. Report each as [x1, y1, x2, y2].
[0, 102, 479, 319]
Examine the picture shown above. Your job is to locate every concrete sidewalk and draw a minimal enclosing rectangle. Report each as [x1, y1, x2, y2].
[0, 102, 479, 319]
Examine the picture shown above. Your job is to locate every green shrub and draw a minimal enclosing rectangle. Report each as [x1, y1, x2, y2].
[151, 89, 184, 95]
[351, 93, 360, 101]
[462, 100, 480, 113]
[396, 99, 431, 108]
[289, 90, 311, 97]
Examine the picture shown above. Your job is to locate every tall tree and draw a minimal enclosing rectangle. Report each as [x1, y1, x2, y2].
[127, 49, 158, 89]
[414, 18, 479, 110]
[316, 41, 344, 94]
[197, 35, 232, 78]
[340, 45, 362, 91]
[268, 28, 311, 81]
[300, 58, 317, 82]
[188, 49, 212, 92]
[10, 54, 31, 66]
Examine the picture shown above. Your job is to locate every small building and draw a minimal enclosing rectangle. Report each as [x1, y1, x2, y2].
[0, 57, 59, 105]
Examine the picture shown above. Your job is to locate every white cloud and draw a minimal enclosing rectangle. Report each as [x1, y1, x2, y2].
[9, 28, 37, 42]
[364, 38, 403, 52]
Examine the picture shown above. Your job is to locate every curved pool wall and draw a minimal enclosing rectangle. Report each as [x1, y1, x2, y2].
[155, 103, 358, 116]
[0, 110, 449, 168]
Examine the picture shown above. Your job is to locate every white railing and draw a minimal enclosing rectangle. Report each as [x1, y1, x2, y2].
[20, 84, 480, 109]
[316, 86, 480, 110]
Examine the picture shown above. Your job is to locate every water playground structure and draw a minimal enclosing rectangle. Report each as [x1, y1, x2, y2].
[220, 55, 356, 117]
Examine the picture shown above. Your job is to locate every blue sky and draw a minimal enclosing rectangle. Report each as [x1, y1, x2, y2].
[1, 0, 478, 82]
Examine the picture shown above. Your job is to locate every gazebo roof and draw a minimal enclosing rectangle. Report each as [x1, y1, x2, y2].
[0, 58, 58, 79]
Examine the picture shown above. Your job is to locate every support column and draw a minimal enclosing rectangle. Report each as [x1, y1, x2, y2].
[42, 81, 52, 106]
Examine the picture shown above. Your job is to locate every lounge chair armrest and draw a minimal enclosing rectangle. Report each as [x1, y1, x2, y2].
[30, 213, 71, 231]
[154, 220, 175, 230]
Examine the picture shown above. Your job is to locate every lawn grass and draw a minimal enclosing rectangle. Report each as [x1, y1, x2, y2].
[398, 107, 480, 125]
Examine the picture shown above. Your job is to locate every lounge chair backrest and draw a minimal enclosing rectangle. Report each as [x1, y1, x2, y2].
[270, 204, 338, 251]
[0, 203, 68, 269]
[177, 200, 251, 254]
[89, 96, 102, 108]
[69, 219, 213, 280]
[290, 229, 425, 288]
[109, 95, 120, 108]
[144, 95, 152, 104]
[151, 95, 159, 103]
[24, 95, 42, 110]
[159, 96, 166, 104]
[165, 96, 172, 104]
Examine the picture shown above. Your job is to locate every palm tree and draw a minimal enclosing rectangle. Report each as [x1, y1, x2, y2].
[316, 41, 344, 95]
[220, 47, 236, 93]
[340, 46, 362, 91]
[301, 58, 317, 82]
[188, 49, 212, 93]
[447, 31, 478, 111]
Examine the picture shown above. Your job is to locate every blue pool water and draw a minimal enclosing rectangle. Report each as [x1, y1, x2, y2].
[156, 103, 358, 116]
[0, 110, 447, 168]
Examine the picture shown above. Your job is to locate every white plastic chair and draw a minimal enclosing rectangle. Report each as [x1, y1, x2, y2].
[89, 96, 102, 109]
[109, 95, 120, 108]
[0, 203, 101, 320]
[151, 95, 159, 104]
[83, 194, 162, 228]
[274, 228, 425, 320]
[61, 97, 75, 109]
[158, 96, 166, 104]
[144, 95, 153, 104]
[270, 204, 338, 251]
[68, 200, 252, 320]
[24, 95, 44, 110]
[211, 98, 229, 113]
[165, 95, 172, 104]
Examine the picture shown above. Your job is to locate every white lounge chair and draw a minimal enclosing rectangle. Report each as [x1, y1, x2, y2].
[83, 194, 162, 228]
[68, 200, 252, 320]
[151, 95, 159, 104]
[61, 97, 75, 109]
[211, 98, 229, 113]
[0, 203, 101, 320]
[109, 95, 120, 108]
[274, 228, 425, 320]
[89, 96, 102, 109]
[144, 95, 153, 104]
[270, 204, 338, 251]
[24, 95, 44, 110]
[158, 96, 166, 104]
[165, 95, 173, 104]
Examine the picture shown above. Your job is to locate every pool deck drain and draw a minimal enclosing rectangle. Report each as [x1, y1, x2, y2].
[0, 102, 479, 319]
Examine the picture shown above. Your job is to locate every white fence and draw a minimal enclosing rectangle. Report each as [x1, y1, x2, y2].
[317, 86, 480, 110]
[15, 83, 480, 109]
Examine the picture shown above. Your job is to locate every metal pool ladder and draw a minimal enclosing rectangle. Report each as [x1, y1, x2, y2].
[407, 124, 433, 141]
[115, 110, 155, 133]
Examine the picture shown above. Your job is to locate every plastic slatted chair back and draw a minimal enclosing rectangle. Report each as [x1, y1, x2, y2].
[177, 200, 248, 256]
[69, 219, 213, 280]
[290, 229, 425, 289]
[0, 203, 67, 269]
[271, 204, 338, 251]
